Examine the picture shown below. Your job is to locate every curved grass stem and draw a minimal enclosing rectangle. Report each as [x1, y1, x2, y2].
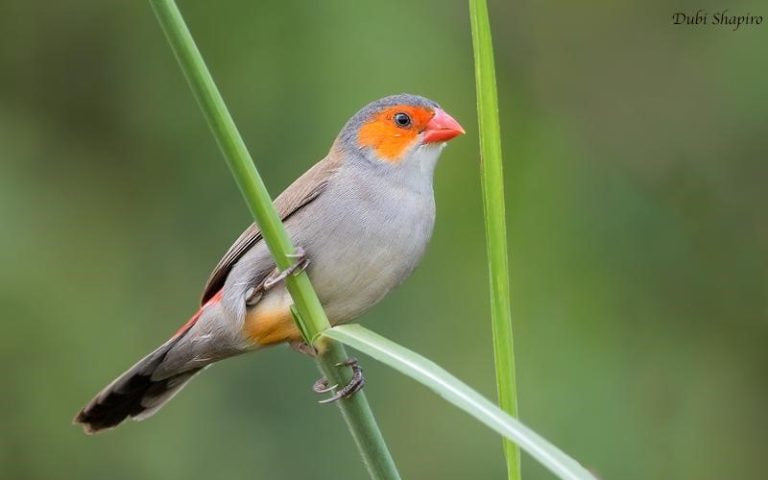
[325, 325, 597, 480]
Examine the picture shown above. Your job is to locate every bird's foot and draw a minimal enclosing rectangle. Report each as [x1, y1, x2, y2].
[289, 340, 318, 358]
[263, 247, 310, 289]
[313, 358, 365, 404]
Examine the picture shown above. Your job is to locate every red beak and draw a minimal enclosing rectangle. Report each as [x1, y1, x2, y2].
[423, 108, 465, 144]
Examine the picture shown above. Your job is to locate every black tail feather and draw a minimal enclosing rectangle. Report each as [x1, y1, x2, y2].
[75, 340, 201, 434]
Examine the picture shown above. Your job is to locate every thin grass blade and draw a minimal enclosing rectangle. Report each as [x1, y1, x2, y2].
[468, 0, 520, 477]
[324, 325, 596, 480]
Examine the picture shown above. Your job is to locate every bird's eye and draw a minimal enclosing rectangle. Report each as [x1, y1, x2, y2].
[393, 112, 412, 128]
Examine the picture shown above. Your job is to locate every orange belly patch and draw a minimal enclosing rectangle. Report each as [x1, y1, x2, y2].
[244, 307, 301, 346]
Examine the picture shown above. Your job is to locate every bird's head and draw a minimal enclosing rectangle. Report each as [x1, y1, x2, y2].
[335, 94, 464, 167]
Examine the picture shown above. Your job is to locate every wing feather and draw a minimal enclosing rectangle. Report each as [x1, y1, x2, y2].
[200, 154, 341, 304]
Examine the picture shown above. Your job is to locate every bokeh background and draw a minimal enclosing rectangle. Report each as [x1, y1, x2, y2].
[1, 1, 766, 479]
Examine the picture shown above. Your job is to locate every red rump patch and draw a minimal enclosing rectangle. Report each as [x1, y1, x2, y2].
[173, 290, 222, 337]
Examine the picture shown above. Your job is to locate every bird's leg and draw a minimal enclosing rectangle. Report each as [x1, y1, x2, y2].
[312, 377, 338, 394]
[289, 340, 318, 357]
[315, 358, 366, 404]
[263, 247, 310, 290]
[244, 286, 263, 307]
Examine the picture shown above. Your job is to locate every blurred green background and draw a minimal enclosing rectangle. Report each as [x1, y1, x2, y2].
[1, 1, 766, 479]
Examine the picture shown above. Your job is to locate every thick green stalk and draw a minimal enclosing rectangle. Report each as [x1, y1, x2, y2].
[468, 0, 521, 479]
[325, 325, 596, 480]
[148, 2, 399, 478]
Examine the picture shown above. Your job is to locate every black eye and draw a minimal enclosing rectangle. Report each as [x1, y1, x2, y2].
[393, 112, 412, 127]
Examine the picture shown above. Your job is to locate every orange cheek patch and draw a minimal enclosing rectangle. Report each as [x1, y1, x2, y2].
[358, 121, 417, 162]
[357, 106, 434, 163]
[245, 307, 301, 345]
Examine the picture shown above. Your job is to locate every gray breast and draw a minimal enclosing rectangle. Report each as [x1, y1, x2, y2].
[288, 161, 436, 324]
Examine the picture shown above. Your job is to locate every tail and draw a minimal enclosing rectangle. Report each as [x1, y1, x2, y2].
[74, 338, 203, 434]
[75, 291, 227, 434]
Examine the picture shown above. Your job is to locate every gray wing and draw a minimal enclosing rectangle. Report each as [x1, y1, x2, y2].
[201, 154, 341, 304]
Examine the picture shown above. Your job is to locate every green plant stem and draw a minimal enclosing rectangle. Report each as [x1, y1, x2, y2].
[468, 0, 521, 479]
[149, 1, 399, 478]
[325, 325, 596, 480]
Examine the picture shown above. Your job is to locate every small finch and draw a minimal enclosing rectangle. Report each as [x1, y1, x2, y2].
[75, 94, 465, 433]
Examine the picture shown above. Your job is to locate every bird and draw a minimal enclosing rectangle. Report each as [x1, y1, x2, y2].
[75, 93, 465, 434]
